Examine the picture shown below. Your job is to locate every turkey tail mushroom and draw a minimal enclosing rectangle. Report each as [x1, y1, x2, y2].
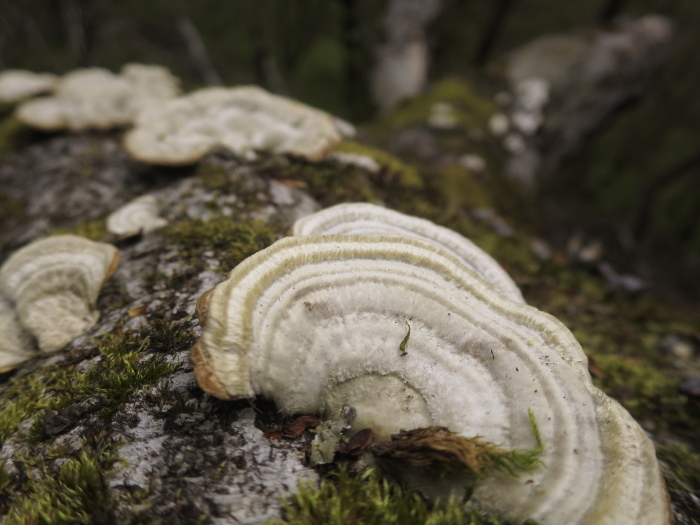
[191, 234, 670, 525]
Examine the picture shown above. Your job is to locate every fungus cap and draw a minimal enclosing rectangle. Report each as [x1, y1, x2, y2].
[106, 195, 167, 236]
[191, 234, 669, 525]
[0, 235, 119, 352]
[123, 86, 353, 165]
[15, 64, 180, 131]
[0, 70, 58, 104]
[292, 203, 525, 303]
[0, 296, 35, 372]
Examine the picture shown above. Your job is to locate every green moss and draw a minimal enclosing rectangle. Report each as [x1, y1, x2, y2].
[373, 79, 498, 135]
[589, 354, 683, 417]
[196, 162, 231, 193]
[270, 160, 381, 207]
[0, 117, 31, 161]
[273, 466, 518, 525]
[0, 367, 78, 444]
[0, 319, 193, 447]
[77, 328, 183, 417]
[333, 140, 424, 190]
[488, 409, 544, 478]
[4, 449, 116, 525]
[51, 217, 108, 242]
[164, 216, 282, 274]
[657, 442, 700, 490]
[433, 165, 492, 215]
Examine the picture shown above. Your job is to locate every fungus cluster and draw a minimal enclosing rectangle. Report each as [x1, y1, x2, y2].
[0, 235, 119, 370]
[16, 64, 180, 131]
[123, 86, 354, 165]
[0, 70, 58, 104]
[191, 232, 670, 524]
[292, 203, 524, 303]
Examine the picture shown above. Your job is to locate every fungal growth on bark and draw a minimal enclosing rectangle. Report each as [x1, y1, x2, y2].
[0, 70, 58, 104]
[15, 64, 180, 131]
[106, 195, 168, 237]
[0, 235, 119, 355]
[191, 234, 670, 525]
[0, 296, 34, 372]
[292, 203, 525, 303]
[123, 86, 354, 165]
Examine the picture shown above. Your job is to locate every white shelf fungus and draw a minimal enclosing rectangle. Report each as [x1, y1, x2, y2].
[292, 203, 525, 304]
[0, 70, 58, 104]
[0, 296, 35, 372]
[123, 86, 354, 165]
[106, 195, 168, 236]
[191, 235, 670, 525]
[0, 235, 119, 354]
[16, 64, 180, 131]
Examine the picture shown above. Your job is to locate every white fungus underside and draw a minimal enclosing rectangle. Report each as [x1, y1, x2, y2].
[198, 235, 667, 525]
[292, 203, 525, 303]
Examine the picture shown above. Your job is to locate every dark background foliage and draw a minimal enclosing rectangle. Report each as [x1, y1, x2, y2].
[1, 0, 699, 301]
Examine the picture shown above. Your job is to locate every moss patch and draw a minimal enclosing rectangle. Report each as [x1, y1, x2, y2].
[273, 465, 536, 525]
[164, 216, 283, 274]
[0, 117, 34, 162]
[0, 317, 195, 521]
[333, 140, 423, 190]
[0, 318, 193, 446]
[3, 449, 117, 524]
[372, 79, 498, 135]
[51, 217, 109, 242]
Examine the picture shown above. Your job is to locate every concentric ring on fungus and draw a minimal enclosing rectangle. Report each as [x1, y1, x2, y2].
[191, 235, 670, 525]
[292, 202, 525, 303]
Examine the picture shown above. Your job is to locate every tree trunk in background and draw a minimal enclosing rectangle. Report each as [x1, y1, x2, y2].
[474, 0, 515, 66]
[370, 0, 441, 113]
[599, 0, 626, 22]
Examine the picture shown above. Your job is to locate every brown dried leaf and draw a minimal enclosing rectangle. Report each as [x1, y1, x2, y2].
[282, 415, 320, 439]
[341, 428, 375, 456]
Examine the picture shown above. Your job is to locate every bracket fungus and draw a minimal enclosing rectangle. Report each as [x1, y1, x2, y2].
[0, 296, 34, 372]
[123, 86, 354, 165]
[106, 195, 168, 237]
[191, 235, 669, 525]
[0, 70, 58, 104]
[15, 64, 180, 131]
[292, 203, 525, 303]
[0, 235, 119, 355]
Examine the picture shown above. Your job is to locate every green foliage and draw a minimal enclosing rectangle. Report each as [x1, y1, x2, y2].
[164, 216, 282, 273]
[273, 466, 515, 525]
[4, 450, 115, 525]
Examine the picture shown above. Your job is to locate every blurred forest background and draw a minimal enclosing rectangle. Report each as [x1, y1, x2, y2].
[1, 0, 699, 303]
